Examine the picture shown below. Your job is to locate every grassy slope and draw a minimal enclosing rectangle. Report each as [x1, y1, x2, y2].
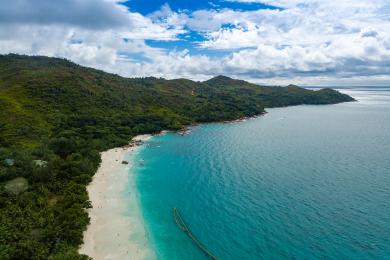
[0, 54, 354, 259]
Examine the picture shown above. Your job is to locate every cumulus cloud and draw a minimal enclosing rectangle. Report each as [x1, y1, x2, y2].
[0, 0, 185, 72]
[0, 0, 131, 30]
[0, 0, 389, 86]
[189, 0, 390, 83]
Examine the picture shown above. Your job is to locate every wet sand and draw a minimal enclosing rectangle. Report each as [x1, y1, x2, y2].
[79, 135, 154, 260]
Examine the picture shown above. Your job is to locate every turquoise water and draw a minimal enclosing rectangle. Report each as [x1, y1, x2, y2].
[132, 88, 390, 259]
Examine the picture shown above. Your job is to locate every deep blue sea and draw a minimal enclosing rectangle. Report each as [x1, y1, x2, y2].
[132, 88, 390, 259]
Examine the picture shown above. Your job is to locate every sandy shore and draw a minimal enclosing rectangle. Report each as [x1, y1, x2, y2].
[79, 135, 154, 260]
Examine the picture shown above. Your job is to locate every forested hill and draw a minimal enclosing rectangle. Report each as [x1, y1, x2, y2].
[0, 54, 354, 259]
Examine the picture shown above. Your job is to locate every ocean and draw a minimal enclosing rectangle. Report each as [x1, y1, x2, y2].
[130, 88, 390, 259]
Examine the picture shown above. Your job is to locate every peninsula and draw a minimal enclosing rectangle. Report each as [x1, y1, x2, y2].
[0, 54, 354, 259]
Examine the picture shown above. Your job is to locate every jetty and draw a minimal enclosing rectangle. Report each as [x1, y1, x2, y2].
[173, 208, 218, 260]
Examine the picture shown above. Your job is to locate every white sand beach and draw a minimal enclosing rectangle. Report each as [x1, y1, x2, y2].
[79, 135, 154, 260]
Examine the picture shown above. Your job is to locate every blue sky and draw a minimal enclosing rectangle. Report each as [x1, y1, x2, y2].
[121, 0, 281, 58]
[0, 0, 389, 86]
[123, 0, 280, 14]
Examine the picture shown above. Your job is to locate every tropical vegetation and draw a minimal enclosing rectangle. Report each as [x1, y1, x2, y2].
[0, 54, 354, 259]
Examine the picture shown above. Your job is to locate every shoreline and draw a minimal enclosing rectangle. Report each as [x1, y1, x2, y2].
[78, 111, 274, 259]
[177, 112, 268, 135]
[78, 112, 267, 259]
[78, 106, 346, 259]
[79, 134, 154, 260]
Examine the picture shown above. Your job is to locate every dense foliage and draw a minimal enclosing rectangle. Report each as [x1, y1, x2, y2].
[0, 54, 354, 259]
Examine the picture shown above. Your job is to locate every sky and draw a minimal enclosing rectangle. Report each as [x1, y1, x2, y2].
[0, 0, 389, 86]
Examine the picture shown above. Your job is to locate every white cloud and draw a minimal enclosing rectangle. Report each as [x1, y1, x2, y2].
[188, 0, 390, 83]
[0, 0, 389, 86]
[0, 0, 130, 29]
[0, 0, 185, 72]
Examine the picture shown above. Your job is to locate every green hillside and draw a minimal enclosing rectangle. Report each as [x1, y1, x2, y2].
[0, 54, 354, 259]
